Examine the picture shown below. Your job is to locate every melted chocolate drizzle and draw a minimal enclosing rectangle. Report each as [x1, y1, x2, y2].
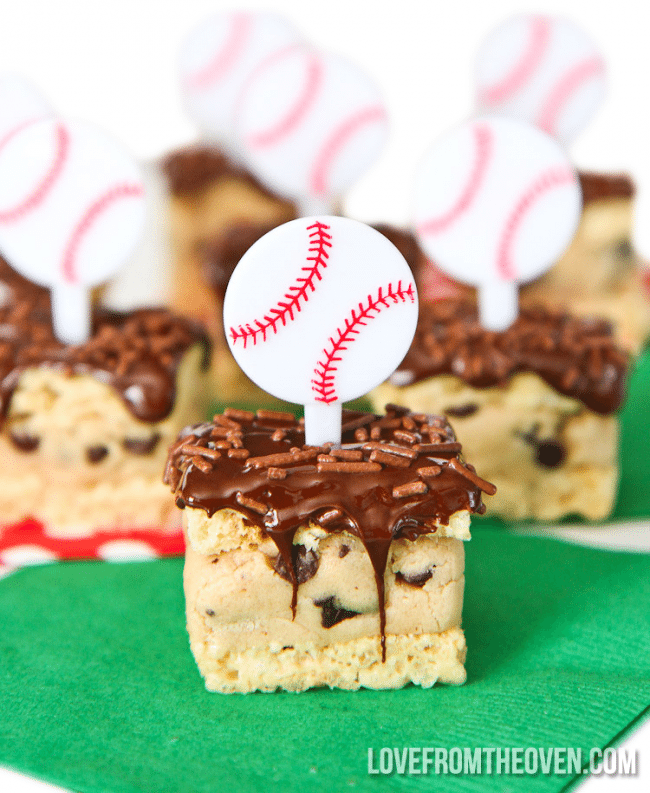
[393, 300, 628, 415]
[165, 406, 494, 660]
[0, 295, 210, 425]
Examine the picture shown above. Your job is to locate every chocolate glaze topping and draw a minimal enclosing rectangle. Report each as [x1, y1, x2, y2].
[165, 405, 494, 658]
[0, 301, 210, 425]
[162, 145, 295, 209]
[162, 146, 242, 196]
[393, 300, 628, 415]
[578, 171, 635, 204]
[0, 257, 51, 312]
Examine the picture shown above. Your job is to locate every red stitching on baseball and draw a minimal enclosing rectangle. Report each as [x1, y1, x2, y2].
[244, 44, 322, 148]
[496, 167, 576, 280]
[417, 123, 492, 236]
[311, 280, 415, 404]
[537, 56, 604, 137]
[61, 183, 144, 283]
[186, 12, 251, 91]
[0, 115, 49, 156]
[0, 122, 69, 224]
[478, 16, 550, 107]
[229, 221, 332, 347]
[309, 105, 387, 197]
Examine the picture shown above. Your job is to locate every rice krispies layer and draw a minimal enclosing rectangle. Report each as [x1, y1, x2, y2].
[0, 344, 205, 536]
[372, 372, 618, 521]
[184, 509, 467, 693]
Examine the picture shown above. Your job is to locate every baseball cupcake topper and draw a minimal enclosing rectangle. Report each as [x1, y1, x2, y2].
[224, 217, 418, 445]
[475, 14, 606, 147]
[179, 11, 302, 156]
[0, 118, 146, 344]
[235, 46, 389, 216]
[414, 116, 582, 330]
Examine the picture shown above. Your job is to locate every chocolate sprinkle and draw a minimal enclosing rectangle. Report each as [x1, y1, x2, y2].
[165, 406, 492, 660]
[393, 300, 628, 415]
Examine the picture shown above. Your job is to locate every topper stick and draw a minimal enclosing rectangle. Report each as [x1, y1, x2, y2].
[224, 217, 418, 444]
[52, 282, 91, 345]
[297, 195, 335, 218]
[304, 402, 343, 446]
[478, 281, 518, 331]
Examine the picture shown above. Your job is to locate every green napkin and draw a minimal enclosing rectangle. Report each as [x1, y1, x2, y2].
[0, 530, 648, 793]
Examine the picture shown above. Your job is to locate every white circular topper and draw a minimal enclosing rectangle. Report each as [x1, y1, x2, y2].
[179, 11, 301, 144]
[414, 115, 582, 290]
[224, 217, 417, 406]
[475, 14, 606, 146]
[235, 46, 388, 203]
[0, 118, 146, 289]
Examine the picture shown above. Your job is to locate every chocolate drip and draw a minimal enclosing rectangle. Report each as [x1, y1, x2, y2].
[165, 407, 492, 660]
[0, 303, 209, 426]
[393, 300, 628, 415]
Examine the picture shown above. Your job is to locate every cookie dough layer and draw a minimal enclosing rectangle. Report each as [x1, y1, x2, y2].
[163, 147, 295, 401]
[372, 372, 618, 522]
[521, 185, 650, 352]
[184, 510, 467, 693]
[0, 344, 205, 537]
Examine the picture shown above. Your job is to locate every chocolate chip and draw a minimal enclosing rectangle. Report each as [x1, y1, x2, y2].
[444, 403, 479, 418]
[9, 430, 40, 452]
[314, 596, 360, 628]
[205, 609, 215, 617]
[273, 545, 319, 584]
[86, 445, 109, 464]
[613, 238, 633, 260]
[123, 433, 161, 455]
[338, 544, 350, 558]
[535, 440, 567, 469]
[396, 568, 434, 587]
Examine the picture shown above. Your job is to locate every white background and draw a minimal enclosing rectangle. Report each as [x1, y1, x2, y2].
[0, 0, 648, 226]
[0, 1, 648, 791]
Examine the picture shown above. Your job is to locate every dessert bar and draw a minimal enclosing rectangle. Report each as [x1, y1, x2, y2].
[165, 406, 494, 693]
[0, 295, 209, 537]
[372, 300, 628, 521]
